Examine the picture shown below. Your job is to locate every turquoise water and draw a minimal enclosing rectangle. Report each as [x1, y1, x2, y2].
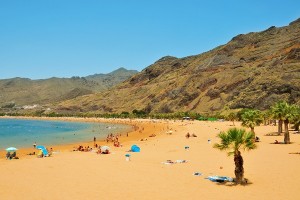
[0, 118, 131, 149]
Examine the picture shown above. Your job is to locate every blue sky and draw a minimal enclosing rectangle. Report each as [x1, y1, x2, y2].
[0, 0, 299, 79]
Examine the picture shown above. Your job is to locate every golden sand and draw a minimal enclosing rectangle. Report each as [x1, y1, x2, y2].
[1, 118, 300, 200]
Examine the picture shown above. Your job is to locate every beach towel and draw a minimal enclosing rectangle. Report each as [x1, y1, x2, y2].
[206, 176, 233, 182]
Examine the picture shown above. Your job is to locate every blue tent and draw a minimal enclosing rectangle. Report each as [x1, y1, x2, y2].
[36, 145, 49, 157]
[131, 145, 140, 152]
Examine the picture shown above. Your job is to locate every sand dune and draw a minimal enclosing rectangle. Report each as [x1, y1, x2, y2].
[1, 119, 300, 200]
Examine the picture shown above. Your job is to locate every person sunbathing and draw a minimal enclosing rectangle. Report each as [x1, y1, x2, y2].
[185, 132, 190, 138]
[102, 149, 110, 154]
[6, 152, 11, 160]
[96, 149, 102, 154]
[10, 152, 16, 159]
[255, 136, 260, 142]
[273, 140, 284, 144]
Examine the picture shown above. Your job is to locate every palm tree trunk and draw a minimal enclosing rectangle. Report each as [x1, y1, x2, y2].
[250, 127, 255, 137]
[294, 122, 299, 132]
[284, 119, 290, 144]
[234, 151, 244, 184]
[278, 120, 283, 134]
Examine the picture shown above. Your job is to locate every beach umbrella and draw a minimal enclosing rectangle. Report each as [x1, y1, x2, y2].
[100, 146, 110, 152]
[36, 145, 45, 150]
[6, 147, 18, 152]
[36, 145, 49, 157]
[131, 145, 140, 152]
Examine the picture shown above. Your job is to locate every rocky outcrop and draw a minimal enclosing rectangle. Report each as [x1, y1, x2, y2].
[57, 18, 300, 114]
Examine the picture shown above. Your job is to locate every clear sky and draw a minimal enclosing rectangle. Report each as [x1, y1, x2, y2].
[0, 0, 299, 79]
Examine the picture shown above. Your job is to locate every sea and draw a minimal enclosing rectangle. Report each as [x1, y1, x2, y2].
[0, 118, 131, 149]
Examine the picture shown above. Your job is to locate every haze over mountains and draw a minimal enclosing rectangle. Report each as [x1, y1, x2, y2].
[1, 18, 300, 115]
[57, 18, 300, 114]
[0, 68, 138, 108]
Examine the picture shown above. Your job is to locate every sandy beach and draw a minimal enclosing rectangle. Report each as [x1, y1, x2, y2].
[1, 118, 300, 200]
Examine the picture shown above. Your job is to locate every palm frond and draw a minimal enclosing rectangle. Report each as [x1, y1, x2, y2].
[214, 128, 257, 156]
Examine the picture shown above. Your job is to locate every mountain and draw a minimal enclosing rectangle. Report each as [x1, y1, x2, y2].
[57, 18, 300, 114]
[0, 68, 138, 107]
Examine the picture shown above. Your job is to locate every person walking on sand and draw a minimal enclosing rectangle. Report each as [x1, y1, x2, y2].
[94, 136, 96, 146]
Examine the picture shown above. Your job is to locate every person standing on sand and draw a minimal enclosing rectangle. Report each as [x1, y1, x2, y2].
[94, 136, 96, 146]
[33, 142, 37, 148]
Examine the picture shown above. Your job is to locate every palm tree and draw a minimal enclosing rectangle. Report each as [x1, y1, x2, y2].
[292, 105, 300, 132]
[261, 110, 272, 125]
[214, 128, 257, 184]
[271, 101, 287, 135]
[272, 101, 296, 144]
[241, 109, 263, 137]
[227, 112, 237, 126]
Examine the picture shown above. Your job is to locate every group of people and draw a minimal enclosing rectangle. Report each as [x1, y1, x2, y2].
[185, 132, 197, 138]
[6, 151, 18, 160]
[96, 147, 110, 154]
[37, 147, 53, 158]
[76, 145, 93, 152]
[106, 133, 121, 147]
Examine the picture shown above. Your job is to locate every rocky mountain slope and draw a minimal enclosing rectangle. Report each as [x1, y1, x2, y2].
[56, 18, 300, 114]
[0, 68, 137, 107]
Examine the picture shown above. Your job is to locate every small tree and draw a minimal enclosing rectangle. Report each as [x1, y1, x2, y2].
[271, 101, 286, 134]
[291, 105, 300, 132]
[241, 109, 263, 137]
[227, 112, 237, 126]
[271, 101, 296, 144]
[214, 128, 257, 184]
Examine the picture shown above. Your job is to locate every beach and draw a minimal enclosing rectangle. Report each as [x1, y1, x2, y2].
[1, 118, 300, 200]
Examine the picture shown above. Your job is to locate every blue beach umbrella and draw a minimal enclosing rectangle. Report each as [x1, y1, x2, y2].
[36, 145, 49, 156]
[131, 145, 140, 152]
[6, 147, 18, 152]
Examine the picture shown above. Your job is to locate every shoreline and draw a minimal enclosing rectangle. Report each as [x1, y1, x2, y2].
[0, 116, 172, 159]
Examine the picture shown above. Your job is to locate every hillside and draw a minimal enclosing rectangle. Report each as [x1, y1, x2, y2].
[56, 18, 300, 115]
[0, 68, 137, 107]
